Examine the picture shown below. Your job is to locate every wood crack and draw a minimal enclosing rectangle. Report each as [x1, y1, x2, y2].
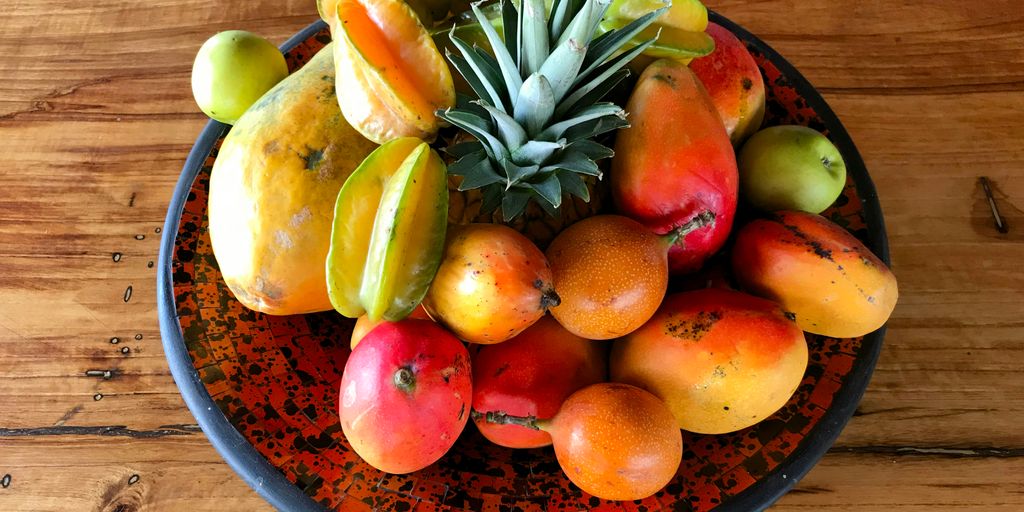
[0, 424, 200, 438]
[833, 445, 1024, 458]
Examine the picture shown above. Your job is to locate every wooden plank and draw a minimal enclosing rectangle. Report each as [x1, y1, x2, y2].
[1, 0, 1022, 510]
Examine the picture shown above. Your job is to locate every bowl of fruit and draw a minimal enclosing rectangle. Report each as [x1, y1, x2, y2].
[159, 0, 897, 510]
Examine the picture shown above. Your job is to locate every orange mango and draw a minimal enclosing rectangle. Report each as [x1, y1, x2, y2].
[731, 211, 898, 338]
[611, 288, 808, 434]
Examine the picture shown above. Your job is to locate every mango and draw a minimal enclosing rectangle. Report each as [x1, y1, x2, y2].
[611, 59, 738, 274]
[731, 211, 898, 338]
[330, 0, 455, 143]
[611, 288, 808, 434]
[326, 138, 449, 321]
[207, 43, 377, 315]
[689, 22, 766, 146]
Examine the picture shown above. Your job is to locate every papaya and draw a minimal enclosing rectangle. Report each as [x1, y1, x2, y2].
[208, 43, 378, 316]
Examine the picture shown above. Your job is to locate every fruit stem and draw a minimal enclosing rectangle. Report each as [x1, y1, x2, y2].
[540, 288, 561, 311]
[393, 366, 416, 393]
[470, 409, 545, 431]
[661, 210, 716, 247]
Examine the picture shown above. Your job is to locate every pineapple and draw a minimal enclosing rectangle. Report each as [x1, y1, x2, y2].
[439, 0, 666, 246]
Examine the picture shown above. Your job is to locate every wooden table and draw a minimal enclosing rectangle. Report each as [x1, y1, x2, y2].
[1, 0, 1021, 510]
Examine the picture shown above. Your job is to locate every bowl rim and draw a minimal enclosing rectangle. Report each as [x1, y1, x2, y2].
[158, 13, 888, 512]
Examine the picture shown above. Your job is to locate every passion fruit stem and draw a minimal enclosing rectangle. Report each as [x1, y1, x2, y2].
[662, 210, 716, 247]
[470, 409, 547, 431]
[393, 366, 416, 394]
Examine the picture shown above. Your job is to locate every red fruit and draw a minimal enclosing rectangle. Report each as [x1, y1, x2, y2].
[689, 22, 766, 146]
[472, 316, 606, 448]
[339, 319, 471, 474]
[612, 58, 738, 275]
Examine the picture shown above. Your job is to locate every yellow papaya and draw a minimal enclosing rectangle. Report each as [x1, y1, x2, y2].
[208, 43, 378, 315]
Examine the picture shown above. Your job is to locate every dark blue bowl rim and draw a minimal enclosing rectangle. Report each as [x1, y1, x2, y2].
[158, 13, 888, 512]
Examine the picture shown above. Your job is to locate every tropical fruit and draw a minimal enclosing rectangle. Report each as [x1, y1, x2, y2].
[326, 138, 449, 322]
[689, 22, 766, 145]
[737, 125, 847, 214]
[208, 43, 377, 315]
[350, 304, 433, 349]
[339, 319, 471, 474]
[731, 211, 898, 338]
[611, 288, 808, 434]
[437, 0, 666, 231]
[330, 0, 455, 143]
[612, 58, 738, 274]
[191, 30, 288, 124]
[423, 224, 559, 344]
[471, 317, 606, 448]
[545, 214, 713, 339]
[477, 382, 682, 501]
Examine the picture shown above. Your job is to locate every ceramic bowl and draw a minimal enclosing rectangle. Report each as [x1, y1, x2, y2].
[159, 12, 888, 511]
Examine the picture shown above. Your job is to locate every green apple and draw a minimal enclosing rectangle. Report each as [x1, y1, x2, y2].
[738, 125, 847, 214]
[191, 30, 288, 125]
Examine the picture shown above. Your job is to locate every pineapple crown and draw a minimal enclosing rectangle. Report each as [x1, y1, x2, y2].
[438, 0, 667, 220]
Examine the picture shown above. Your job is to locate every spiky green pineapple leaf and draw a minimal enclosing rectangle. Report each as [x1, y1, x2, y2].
[538, 102, 623, 141]
[502, 160, 541, 187]
[480, 183, 504, 216]
[501, 187, 533, 220]
[562, 114, 629, 142]
[479, 102, 527, 150]
[511, 139, 564, 166]
[439, 109, 510, 162]
[445, 140, 485, 159]
[567, 139, 614, 160]
[447, 50, 505, 112]
[538, 0, 603, 102]
[520, 0, 550, 76]
[501, 0, 519, 63]
[541, 148, 602, 177]
[548, 0, 579, 42]
[448, 35, 508, 110]
[556, 67, 630, 119]
[471, 1, 522, 105]
[578, 6, 667, 82]
[530, 172, 563, 209]
[448, 149, 488, 176]
[515, 73, 556, 136]
[458, 158, 507, 190]
[556, 169, 591, 201]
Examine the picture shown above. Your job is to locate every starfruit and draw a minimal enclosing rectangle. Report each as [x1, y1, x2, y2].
[330, 0, 456, 144]
[326, 137, 449, 322]
[601, 0, 714, 63]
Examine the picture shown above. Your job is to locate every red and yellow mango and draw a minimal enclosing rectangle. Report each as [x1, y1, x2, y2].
[731, 211, 898, 338]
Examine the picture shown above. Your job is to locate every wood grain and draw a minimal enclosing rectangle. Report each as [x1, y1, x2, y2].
[1, 0, 1022, 510]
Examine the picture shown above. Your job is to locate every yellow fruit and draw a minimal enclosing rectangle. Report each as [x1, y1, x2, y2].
[423, 224, 559, 344]
[326, 138, 449, 321]
[330, 0, 455, 143]
[208, 44, 377, 315]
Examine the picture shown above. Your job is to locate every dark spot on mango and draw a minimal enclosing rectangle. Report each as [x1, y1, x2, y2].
[652, 73, 678, 88]
[777, 219, 834, 261]
[457, 402, 465, 421]
[783, 311, 797, 322]
[665, 310, 723, 341]
[741, 77, 753, 91]
[263, 140, 279, 155]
